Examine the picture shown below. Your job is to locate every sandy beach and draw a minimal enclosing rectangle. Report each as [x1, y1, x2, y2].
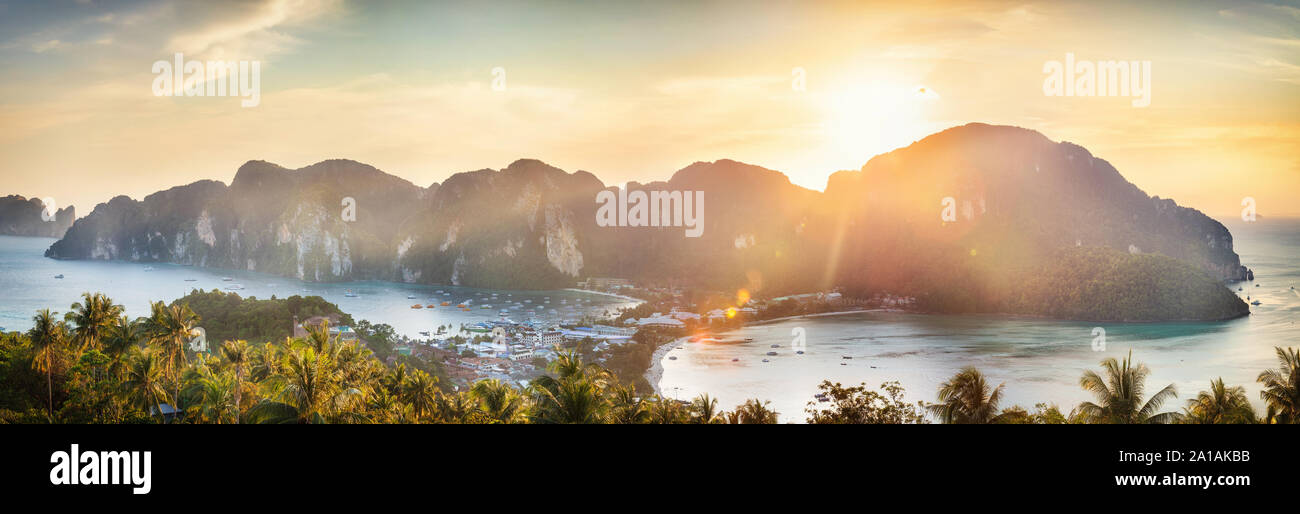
[745, 308, 904, 326]
[563, 288, 645, 304]
[644, 335, 689, 396]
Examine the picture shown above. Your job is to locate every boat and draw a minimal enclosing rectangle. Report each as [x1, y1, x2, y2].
[407, 295, 418, 299]
[441, 302, 450, 306]
[840, 362, 847, 366]
[796, 350, 805, 355]
[457, 304, 467, 308]
[142, 266, 154, 272]
[668, 356, 677, 360]
[411, 304, 423, 309]
[418, 331, 430, 336]
[731, 358, 739, 362]
[1251, 300, 1262, 306]
[762, 359, 770, 363]
[344, 290, 358, 298]
[427, 304, 436, 309]
[766, 351, 777, 356]
[841, 356, 853, 359]
[184, 278, 197, 282]
[770, 344, 780, 348]
[225, 284, 245, 290]
[53, 274, 64, 279]
[222, 277, 233, 281]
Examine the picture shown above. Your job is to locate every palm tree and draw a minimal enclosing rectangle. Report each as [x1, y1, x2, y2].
[65, 292, 123, 352]
[728, 399, 780, 424]
[434, 390, 480, 423]
[28, 309, 66, 417]
[220, 340, 250, 422]
[1257, 346, 1299, 424]
[250, 342, 282, 382]
[303, 320, 337, 353]
[189, 371, 238, 424]
[122, 349, 167, 423]
[401, 370, 439, 421]
[144, 301, 200, 405]
[608, 384, 649, 424]
[102, 315, 141, 379]
[648, 396, 687, 424]
[247, 344, 368, 424]
[1077, 349, 1178, 424]
[471, 378, 524, 423]
[528, 351, 609, 424]
[928, 367, 1005, 424]
[689, 393, 721, 424]
[1183, 378, 1256, 424]
[382, 363, 409, 396]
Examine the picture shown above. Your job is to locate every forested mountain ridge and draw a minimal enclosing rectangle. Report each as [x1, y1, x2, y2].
[0, 195, 74, 238]
[38, 124, 1251, 320]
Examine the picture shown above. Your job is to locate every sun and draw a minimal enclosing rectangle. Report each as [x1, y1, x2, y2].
[823, 81, 938, 167]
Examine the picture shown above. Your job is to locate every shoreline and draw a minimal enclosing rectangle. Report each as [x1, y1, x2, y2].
[563, 288, 645, 304]
[645, 335, 688, 397]
[746, 308, 897, 326]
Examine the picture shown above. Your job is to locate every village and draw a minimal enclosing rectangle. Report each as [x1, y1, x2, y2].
[294, 278, 917, 391]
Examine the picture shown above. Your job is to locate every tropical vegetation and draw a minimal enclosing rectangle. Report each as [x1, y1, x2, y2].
[0, 291, 1292, 424]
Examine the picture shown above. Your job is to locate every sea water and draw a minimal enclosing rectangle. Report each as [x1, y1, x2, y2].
[0, 235, 637, 339]
[657, 218, 1300, 422]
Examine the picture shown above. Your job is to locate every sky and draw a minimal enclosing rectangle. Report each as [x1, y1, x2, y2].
[1, 0, 1297, 219]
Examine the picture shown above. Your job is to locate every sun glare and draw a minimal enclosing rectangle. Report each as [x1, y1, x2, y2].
[823, 81, 937, 169]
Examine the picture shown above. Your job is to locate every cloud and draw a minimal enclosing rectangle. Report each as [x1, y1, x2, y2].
[165, 0, 343, 61]
[30, 39, 64, 53]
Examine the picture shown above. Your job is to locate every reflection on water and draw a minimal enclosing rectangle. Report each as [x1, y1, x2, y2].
[660, 219, 1300, 422]
[0, 236, 637, 339]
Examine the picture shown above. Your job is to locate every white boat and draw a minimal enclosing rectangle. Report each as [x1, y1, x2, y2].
[221, 277, 233, 282]
[53, 274, 64, 279]
[142, 266, 155, 272]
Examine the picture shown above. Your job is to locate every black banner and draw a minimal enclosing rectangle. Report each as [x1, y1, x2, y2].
[2, 424, 1278, 504]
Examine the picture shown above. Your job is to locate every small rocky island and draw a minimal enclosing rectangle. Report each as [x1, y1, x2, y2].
[0, 195, 74, 238]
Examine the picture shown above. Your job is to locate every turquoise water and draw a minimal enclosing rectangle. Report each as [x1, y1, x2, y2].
[0, 236, 637, 339]
[658, 219, 1300, 422]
